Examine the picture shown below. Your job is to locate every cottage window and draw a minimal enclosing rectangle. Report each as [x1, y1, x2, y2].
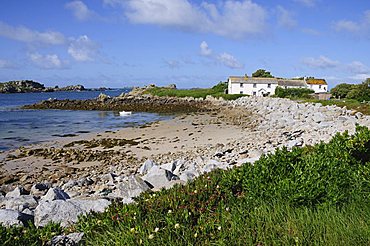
[240, 91, 243, 94]
[267, 83, 271, 88]
[253, 92, 256, 96]
[240, 83, 243, 88]
[253, 83, 257, 88]
[319, 85, 322, 89]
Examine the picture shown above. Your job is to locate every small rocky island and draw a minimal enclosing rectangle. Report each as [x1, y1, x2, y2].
[0, 80, 109, 93]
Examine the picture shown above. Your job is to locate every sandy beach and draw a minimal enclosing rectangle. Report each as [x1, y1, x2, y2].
[0, 105, 259, 190]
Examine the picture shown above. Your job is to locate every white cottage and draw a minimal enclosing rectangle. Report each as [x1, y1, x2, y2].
[228, 76, 278, 96]
[227, 76, 328, 96]
[306, 79, 328, 93]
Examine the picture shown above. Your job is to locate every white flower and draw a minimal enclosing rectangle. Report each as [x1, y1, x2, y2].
[168, 210, 172, 214]
[130, 228, 135, 232]
[216, 185, 220, 189]
[217, 226, 222, 231]
[194, 190, 198, 194]
[154, 227, 159, 233]
[148, 234, 154, 239]
[226, 207, 230, 211]
[194, 233, 198, 238]
[174, 223, 180, 229]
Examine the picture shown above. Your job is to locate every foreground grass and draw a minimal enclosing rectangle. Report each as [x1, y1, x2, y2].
[145, 83, 246, 100]
[303, 98, 370, 115]
[2, 126, 370, 245]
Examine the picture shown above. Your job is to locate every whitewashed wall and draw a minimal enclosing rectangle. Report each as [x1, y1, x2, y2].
[229, 82, 277, 96]
[308, 84, 328, 93]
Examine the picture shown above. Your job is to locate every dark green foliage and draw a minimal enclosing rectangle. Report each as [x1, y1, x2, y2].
[0, 222, 63, 246]
[252, 69, 274, 78]
[331, 79, 370, 101]
[275, 87, 314, 98]
[330, 83, 356, 99]
[2, 126, 370, 245]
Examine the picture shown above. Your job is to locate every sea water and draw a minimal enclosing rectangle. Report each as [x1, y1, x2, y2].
[0, 90, 172, 151]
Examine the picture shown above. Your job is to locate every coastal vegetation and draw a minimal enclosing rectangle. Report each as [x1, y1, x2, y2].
[145, 82, 245, 100]
[2, 126, 369, 245]
[330, 79, 370, 102]
[251, 69, 274, 78]
[274, 87, 315, 99]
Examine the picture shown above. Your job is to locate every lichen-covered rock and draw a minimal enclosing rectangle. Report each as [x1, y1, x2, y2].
[34, 199, 111, 227]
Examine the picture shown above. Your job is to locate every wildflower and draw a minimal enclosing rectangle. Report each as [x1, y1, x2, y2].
[194, 233, 198, 238]
[194, 190, 198, 194]
[225, 207, 230, 211]
[216, 185, 220, 189]
[130, 228, 135, 232]
[217, 226, 222, 231]
[154, 227, 159, 233]
[168, 209, 172, 214]
[174, 223, 180, 229]
[148, 234, 154, 239]
[189, 212, 191, 215]
[205, 184, 207, 188]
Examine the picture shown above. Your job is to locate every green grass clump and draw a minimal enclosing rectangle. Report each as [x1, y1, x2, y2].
[145, 82, 246, 100]
[2, 126, 370, 245]
[303, 98, 370, 115]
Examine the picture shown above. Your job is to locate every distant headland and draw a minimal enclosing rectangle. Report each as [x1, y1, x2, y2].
[0, 80, 110, 93]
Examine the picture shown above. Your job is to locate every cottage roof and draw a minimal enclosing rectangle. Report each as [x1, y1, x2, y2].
[278, 79, 306, 87]
[306, 79, 327, 85]
[229, 77, 278, 84]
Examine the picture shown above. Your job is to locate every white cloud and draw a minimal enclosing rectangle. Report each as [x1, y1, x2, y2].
[107, 0, 267, 39]
[303, 55, 339, 69]
[199, 41, 244, 69]
[276, 6, 297, 29]
[164, 59, 181, 69]
[68, 35, 99, 62]
[0, 21, 65, 45]
[333, 10, 370, 34]
[334, 20, 361, 33]
[200, 41, 212, 56]
[302, 28, 320, 36]
[65, 1, 94, 21]
[28, 53, 66, 69]
[348, 61, 370, 74]
[294, 0, 316, 7]
[217, 52, 244, 69]
[0, 59, 16, 69]
[349, 73, 370, 81]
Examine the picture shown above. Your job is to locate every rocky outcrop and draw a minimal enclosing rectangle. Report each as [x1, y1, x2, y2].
[23, 94, 213, 114]
[0, 80, 45, 93]
[0, 80, 91, 93]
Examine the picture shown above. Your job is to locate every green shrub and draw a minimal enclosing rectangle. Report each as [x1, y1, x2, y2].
[2, 126, 370, 245]
[275, 87, 314, 98]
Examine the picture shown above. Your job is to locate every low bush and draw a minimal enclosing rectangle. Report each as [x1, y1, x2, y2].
[2, 126, 370, 245]
[275, 87, 314, 99]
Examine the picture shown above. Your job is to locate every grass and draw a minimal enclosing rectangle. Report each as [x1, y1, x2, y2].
[2, 126, 370, 245]
[303, 98, 370, 115]
[145, 82, 246, 100]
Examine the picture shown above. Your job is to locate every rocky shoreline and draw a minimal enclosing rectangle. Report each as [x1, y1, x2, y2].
[1, 93, 370, 244]
[22, 92, 214, 114]
[0, 80, 109, 93]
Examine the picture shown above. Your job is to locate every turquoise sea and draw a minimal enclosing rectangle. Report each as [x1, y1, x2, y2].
[0, 90, 172, 151]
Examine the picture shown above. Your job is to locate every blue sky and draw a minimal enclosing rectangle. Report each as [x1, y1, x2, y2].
[0, 0, 370, 88]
